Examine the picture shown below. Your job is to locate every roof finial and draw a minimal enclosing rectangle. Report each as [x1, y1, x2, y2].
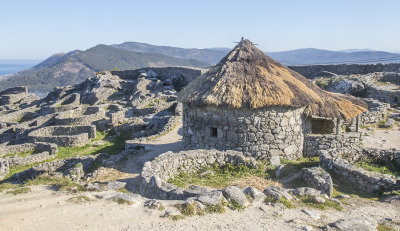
[241, 37, 244, 41]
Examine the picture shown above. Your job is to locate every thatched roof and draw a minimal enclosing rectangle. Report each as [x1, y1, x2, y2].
[178, 39, 367, 120]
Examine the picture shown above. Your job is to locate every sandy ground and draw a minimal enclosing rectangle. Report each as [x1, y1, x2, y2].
[1, 123, 400, 231]
[363, 125, 400, 150]
[1, 185, 399, 231]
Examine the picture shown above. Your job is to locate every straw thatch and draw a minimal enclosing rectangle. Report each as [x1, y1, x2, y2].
[178, 39, 367, 120]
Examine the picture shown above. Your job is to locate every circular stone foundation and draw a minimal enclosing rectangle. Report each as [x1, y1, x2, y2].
[140, 149, 257, 200]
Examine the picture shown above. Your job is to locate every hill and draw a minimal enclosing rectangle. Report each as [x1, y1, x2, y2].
[267, 48, 400, 65]
[0, 45, 209, 94]
[112, 42, 230, 64]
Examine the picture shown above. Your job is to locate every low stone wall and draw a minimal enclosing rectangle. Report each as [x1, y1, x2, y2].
[40, 93, 81, 114]
[54, 106, 106, 126]
[319, 152, 400, 193]
[28, 125, 96, 147]
[366, 85, 400, 106]
[0, 86, 28, 105]
[302, 167, 333, 197]
[303, 133, 362, 157]
[6, 151, 54, 168]
[0, 142, 58, 168]
[362, 148, 400, 167]
[289, 63, 400, 79]
[10, 155, 98, 182]
[360, 98, 389, 125]
[112, 67, 202, 82]
[0, 142, 57, 157]
[140, 149, 257, 200]
[0, 107, 38, 123]
[0, 158, 9, 180]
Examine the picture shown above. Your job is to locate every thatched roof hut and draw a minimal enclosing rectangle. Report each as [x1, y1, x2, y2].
[179, 39, 367, 120]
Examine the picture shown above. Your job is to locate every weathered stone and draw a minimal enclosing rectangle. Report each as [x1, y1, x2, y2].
[263, 186, 293, 201]
[302, 167, 333, 197]
[196, 190, 224, 206]
[222, 186, 249, 206]
[313, 196, 326, 204]
[301, 209, 321, 220]
[331, 217, 377, 231]
[243, 186, 266, 204]
[107, 181, 127, 190]
[289, 187, 321, 197]
[0, 159, 9, 180]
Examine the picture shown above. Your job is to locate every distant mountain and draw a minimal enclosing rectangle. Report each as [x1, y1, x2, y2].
[112, 42, 400, 65]
[267, 48, 400, 65]
[2, 41, 400, 95]
[112, 42, 230, 65]
[0, 44, 209, 94]
[338, 49, 376, 53]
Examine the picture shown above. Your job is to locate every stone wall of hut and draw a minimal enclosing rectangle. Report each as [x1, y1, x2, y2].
[182, 105, 306, 160]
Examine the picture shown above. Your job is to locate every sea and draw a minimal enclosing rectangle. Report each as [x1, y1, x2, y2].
[0, 60, 41, 76]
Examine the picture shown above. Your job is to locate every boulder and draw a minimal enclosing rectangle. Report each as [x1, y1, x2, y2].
[263, 186, 293, 201]
[288, 187, 321, 197]
[384, 118, 395, 128]
[331, 217, 377, 231]
[107, 181, 127, 190]
[196, 190, 224, 206]
[244, 186, 266, 204]
[222, 186, 249, 206]
[328, 78, 366, 97]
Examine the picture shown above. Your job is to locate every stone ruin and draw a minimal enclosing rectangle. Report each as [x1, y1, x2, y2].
[28, 125, 96, 147]
[0, 66, 202, 181]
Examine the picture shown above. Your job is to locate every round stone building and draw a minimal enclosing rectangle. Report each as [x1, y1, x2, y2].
[178, 39, 367, 160]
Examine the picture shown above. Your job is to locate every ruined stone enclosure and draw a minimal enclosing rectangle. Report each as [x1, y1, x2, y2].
[182, 106, 306, 160]
[28, 125, 96, 147]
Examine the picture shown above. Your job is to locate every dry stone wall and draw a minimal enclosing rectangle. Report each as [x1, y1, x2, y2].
[28, 125, 96, 147]
[303, 133, 362, 157]
[182, 106, 306, 160]
[289, 63, 400, 79]
[319, 151, 400, 193]
[140, 149, 257, 200]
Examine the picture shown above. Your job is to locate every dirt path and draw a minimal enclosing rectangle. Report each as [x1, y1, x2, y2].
[363, 126, 400, 150]
[108, 123, 183, 192]
[1, 185, 399, 231]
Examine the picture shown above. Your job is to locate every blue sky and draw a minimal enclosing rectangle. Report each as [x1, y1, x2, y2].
[1, 0, 399, 59]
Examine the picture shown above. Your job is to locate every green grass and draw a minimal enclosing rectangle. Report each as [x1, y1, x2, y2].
[0, 182, 22, 192]
[329, 171, 380, 200]
[168, 162, 268, 189]
[171, 215, 185, 220]
[377, 222, 397, 231]
[298, 196, 342, 211]
[264, 195, 295, 209]
[3, 150, 36, 158]
[113, 198, 134, 205]
[142, 98, 167, 108]
[117, 187, 130, 193]
[272, 157, 320, 179]
[356, 159, 400, 177]
[6, 187, 31, 195]
[175, 203, 196, 216]
[67, 195, 91, 204]
[25, 176, 86, 192]
[204, 200, 227, 214]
